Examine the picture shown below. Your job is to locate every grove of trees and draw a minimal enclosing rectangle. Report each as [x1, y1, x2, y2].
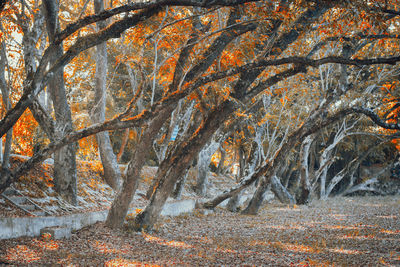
[0, 0, 399, 231]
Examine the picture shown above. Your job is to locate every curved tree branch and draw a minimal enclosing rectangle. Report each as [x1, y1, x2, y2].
[352, 107, 400, 130]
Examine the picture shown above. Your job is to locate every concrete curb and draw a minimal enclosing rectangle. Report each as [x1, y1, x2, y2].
[0, 199, 197, 240]
[161, 199, 196, 217]
[0, 210, 107, 240]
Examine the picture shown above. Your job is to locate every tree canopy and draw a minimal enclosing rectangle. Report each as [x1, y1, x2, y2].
[0, 0, 399, 230]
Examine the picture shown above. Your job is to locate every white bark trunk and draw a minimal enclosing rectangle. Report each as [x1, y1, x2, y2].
[195, 140, 219, 196]
[0, 42, 11, 167]
[317, 119, 358, 199]
[92, 0, 122, 191]
[270, 175, 295, 204]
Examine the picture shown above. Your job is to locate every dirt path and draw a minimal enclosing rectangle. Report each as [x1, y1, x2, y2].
[0, 196, 399, 266]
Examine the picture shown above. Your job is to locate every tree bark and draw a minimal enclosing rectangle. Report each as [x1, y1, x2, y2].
[117, 128, 129, 162]
[296, 134, 315, 204]
[134, 102, 235, 231]
[43, 0, 78, 205]
[104, 4, 258, 229]
[146, 101, 197, 199]
[105, 106, 174, 228]
[0, 41, 11, 168]
[236, 3, 329, 214]
[226, 140, 257, 212]
[93, 0, 122, 191]
[226, 192, 241, 212]
[270, 175, 295, 204]
[241, 114, 323, 214]
[172, 168, 189, 200]
[216, 146, 226, 174]
[194, 140, 219, 196]
[0, 8, 253, 195]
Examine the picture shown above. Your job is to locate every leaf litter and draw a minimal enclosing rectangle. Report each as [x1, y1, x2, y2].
[0, 196, 399, 266]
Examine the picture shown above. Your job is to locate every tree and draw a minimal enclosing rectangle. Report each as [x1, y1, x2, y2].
[0, 0, 259, 193]
[0, 0, 399, 232]
[92, 0, 122, 191]
[106, 6, 258, 228]
[43, 0, 78, 205]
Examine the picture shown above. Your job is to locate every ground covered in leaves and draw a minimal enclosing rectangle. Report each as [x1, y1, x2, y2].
[0, 196, 399, 266]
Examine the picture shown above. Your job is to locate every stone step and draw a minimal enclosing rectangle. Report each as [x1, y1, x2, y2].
[20, 204, 36, 211]
[7, 196, 27, 205]
[2, 188, 18, 196]
[40, 226, 71, 240]
[33, 211, 48, 217]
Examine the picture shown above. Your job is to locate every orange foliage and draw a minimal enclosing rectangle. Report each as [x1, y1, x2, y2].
[380, 81, 400, 150]
[12, 109, 37, 156]
[392, 139, 400, 151]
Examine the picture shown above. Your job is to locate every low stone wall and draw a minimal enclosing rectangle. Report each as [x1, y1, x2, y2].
[160, 199, 196, 216]
[0, 199, 197, 240]
[0, 211, 107, 239]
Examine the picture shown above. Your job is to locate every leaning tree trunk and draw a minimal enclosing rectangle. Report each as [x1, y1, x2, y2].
[172, 168, 189, 199]
[92, 0, 122, 191]
[220, 4, 330, 214]
[105, 107, 174, 229]
[134, 102, 234, 231]
[270, 175, 295, 204]
[43, 0, 77, 204]
[241, 175, 271, 215]
[241, 141, 299, 215]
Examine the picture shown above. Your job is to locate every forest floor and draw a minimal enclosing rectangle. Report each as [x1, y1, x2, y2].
[0, 196, 399, 266]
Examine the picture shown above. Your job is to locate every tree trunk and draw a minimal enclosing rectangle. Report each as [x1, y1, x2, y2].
[241, 176, 268, 215]
[84, 8, 254, 227]
[143, 8, 253, 201]
[172, 169, 188, 200]
[117, 128, 129, 162]
[194, 140, 219, 196]
[93, 0, 122, 191]
[207, 4, 330, 213]
[0, 42, 11, 168]
[237, 143, 246, 179]
[296, 134, 315, 204]
[216, 146, 226, 174]
[134, 102, 235, 231]
[241, 127, 314, 214]
[2, 129, 11, 168]
[272, 157, 296, 204]
[43, 0, 77, 205]
[226, 140, 258, 212]
[105, 107, 174, 228]
[270, 175, 295, 204]
[226, 192, 241, 212]
[146, 101, 197, 199]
